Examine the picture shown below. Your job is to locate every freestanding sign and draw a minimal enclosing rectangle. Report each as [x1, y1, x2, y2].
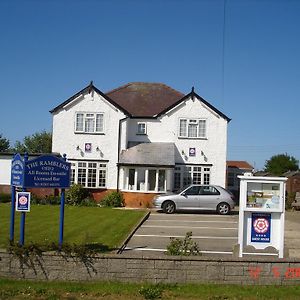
[11, 153, 24, 187]
[237, 175, 287, 258]
[24, 155, 71, 188]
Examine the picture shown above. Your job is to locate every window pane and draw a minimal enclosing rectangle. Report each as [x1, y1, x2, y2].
[85, 114, 95, 133]
[137, 168, 146, 191]
[137, 123, 146, 134]
[188, 123, 198, 137]
[128, 169, 135, 190]
[204, 173, 210, 185]
[198, 120, 206, 137]
[99, 169, 106, 187]
[76, 113, 84, 131]
[77, 168, 86, 186]
[87, 168, 97, 187]
[179, 119, 187, 137]
[96, 114, 104, 132]
[158, 170, 165, 192]
[148, 170, 156, 191]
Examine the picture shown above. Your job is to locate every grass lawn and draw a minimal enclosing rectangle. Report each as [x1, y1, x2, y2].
[0, 279, 300, 299]
[0, 203, 147, 250]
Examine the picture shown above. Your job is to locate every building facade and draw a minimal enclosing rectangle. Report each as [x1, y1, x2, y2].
[51, 82, 230, 206]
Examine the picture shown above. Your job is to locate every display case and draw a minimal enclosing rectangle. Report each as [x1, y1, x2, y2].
[237, 175, 287, 258]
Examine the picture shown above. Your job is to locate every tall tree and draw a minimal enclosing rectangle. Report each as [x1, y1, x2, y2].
[14, 131, 52, 154]
[264, 153, 299, 176]
[0, 134, 10, 152]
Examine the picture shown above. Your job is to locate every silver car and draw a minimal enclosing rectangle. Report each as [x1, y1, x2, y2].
[152, 184, 235, 215]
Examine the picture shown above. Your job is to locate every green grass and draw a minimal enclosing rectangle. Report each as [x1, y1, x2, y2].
[0, 279, 300, 299]
[0, 203, 146, 250]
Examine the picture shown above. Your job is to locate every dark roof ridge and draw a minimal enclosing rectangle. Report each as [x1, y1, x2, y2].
[106, 81, 184, 97]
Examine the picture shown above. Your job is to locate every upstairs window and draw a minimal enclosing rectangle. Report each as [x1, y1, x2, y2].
[75, 112, 104, 133]
[137, 122, 147, 135]
[179, 118, 206, 138]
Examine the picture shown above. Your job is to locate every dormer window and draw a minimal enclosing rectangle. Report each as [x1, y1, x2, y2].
[75, 112, 104, 134]
[179, 118, 206, 138]
[137, 122, 147, 135]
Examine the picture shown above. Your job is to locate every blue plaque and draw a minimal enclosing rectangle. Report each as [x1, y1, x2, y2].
[24, 155, 71, 188]
[11, 153, 24, 187]
[251, 213, 271, 243]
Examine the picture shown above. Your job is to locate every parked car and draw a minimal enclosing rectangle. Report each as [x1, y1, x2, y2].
[152, 184, 235, 215]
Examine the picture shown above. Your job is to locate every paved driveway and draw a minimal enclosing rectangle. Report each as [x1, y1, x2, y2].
[124, 211, 239, 257]
[123, 210, 300, 258]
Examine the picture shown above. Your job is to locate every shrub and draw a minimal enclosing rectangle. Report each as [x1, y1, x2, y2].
[286, 192, 296, 210]
[66, 184, 90, 206]
[101, 191, 124, 207]
[139, 285, 163, 300]
[80, 198, 97, 207]
[166, 231, 201, 256]
[0, 193, 11, 203]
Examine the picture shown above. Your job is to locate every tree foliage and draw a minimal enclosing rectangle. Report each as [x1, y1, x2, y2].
[0, 134, 10, 152]
[13, 131, 52, 154]
[264, 153, 299, 176]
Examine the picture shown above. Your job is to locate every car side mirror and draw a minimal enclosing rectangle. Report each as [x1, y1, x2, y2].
[181, 192, 186, 196]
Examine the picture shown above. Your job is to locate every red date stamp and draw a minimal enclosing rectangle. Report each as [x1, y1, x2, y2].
[249, 266, 300, 279]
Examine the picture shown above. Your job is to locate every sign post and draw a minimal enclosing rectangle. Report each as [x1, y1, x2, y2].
[237, 175, 287, 258]
[10, 153, 24, 242]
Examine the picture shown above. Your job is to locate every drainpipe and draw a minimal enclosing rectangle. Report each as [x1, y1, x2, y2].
[117, 117, 128, 192]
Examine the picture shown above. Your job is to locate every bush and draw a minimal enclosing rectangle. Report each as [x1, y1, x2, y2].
[66, 184, 90, 206]
[166, 231, 201, 256]
[80, 198, 97, 207]
[101, 191, 124, 207]
[139, 285, 163, 299]
[286, 192, 296, 210]
[0, 193, 11, 203]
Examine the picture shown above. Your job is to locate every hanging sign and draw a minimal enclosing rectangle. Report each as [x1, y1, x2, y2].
[189, 148, 196, 157]
[251, 213, 271, 243]
[16, 192, 31, 212]
[24, 155, 71, 188]
[11, 153, 24, 187]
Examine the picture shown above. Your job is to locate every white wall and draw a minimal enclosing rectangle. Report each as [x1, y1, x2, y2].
[126, 96, 228, 187]
[52, 90, 127, 189]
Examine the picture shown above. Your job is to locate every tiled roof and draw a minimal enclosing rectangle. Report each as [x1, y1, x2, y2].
[106, 82, 184, 117]
[227, 161, 254, 170]
[119, 142, 175, 166]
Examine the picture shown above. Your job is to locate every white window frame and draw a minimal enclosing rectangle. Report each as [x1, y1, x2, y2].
[178, 118, 207, 138]
[75, 112, 104, 134]
[174, 165, 211, 190]
[70, 161, 107, 188]
[137, 122, 147, 135]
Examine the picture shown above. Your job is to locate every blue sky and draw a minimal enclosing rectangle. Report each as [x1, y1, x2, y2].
[1, 0, 299, 170]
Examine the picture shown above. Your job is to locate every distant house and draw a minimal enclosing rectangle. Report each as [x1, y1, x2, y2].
[283, 171, 300, 194]
[226, 161, 254, 200]
[50, 82, 231, 206]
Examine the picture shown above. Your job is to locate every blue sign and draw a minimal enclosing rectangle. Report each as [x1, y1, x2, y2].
[23, 155, 71, 188]
[251, 213, 271, 243]
[16, 192, 31, 212]
[11, 153, 24, 187]
[189, 148, 196, 157]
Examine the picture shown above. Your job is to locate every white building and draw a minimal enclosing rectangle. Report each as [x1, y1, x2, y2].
[51, 82, 231, 206]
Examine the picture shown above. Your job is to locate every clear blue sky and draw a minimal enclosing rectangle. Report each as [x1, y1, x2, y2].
[1, 0, 299, 170]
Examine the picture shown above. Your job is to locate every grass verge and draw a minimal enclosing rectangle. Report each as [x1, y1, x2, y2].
[0, 203, 146, 250]
[0, 279, 300, 299]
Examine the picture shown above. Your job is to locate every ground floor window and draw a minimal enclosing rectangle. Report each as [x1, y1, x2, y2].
[70, 161, 107, 188]
[174, 165, 211, 190]
[121, 167, 171, 193]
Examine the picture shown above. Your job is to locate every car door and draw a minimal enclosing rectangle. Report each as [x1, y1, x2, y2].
[198, 186, 221, 209]
[176, 185, 201, 209]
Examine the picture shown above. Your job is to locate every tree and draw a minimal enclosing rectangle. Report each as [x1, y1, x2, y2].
[264, 153, 299, 176]
[13, 131, 52, 154]
[0, 134, 10, 152]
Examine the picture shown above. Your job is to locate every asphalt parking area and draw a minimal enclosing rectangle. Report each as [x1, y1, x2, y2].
[124, 211, 239, 257]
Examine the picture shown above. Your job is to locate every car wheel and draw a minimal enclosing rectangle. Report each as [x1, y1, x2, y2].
[217, 202, 230, 215]
[162, 201, 176, 214]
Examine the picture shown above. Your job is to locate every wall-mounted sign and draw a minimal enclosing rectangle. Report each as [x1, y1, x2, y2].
[189, 148, 196, 157]
[16, 192, 31, 212]
[11, 153, 24, 187]
[85, 143, 92, 153]
[24, 155, 71, 188]
[251, 213, 271, 243]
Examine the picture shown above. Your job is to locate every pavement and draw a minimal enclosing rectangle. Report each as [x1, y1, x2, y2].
[122, 209, 300, 259]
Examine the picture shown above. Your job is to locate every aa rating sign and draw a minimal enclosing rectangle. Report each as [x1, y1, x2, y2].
[251, 213, 271, 243]
[16, 192, 31, 212]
